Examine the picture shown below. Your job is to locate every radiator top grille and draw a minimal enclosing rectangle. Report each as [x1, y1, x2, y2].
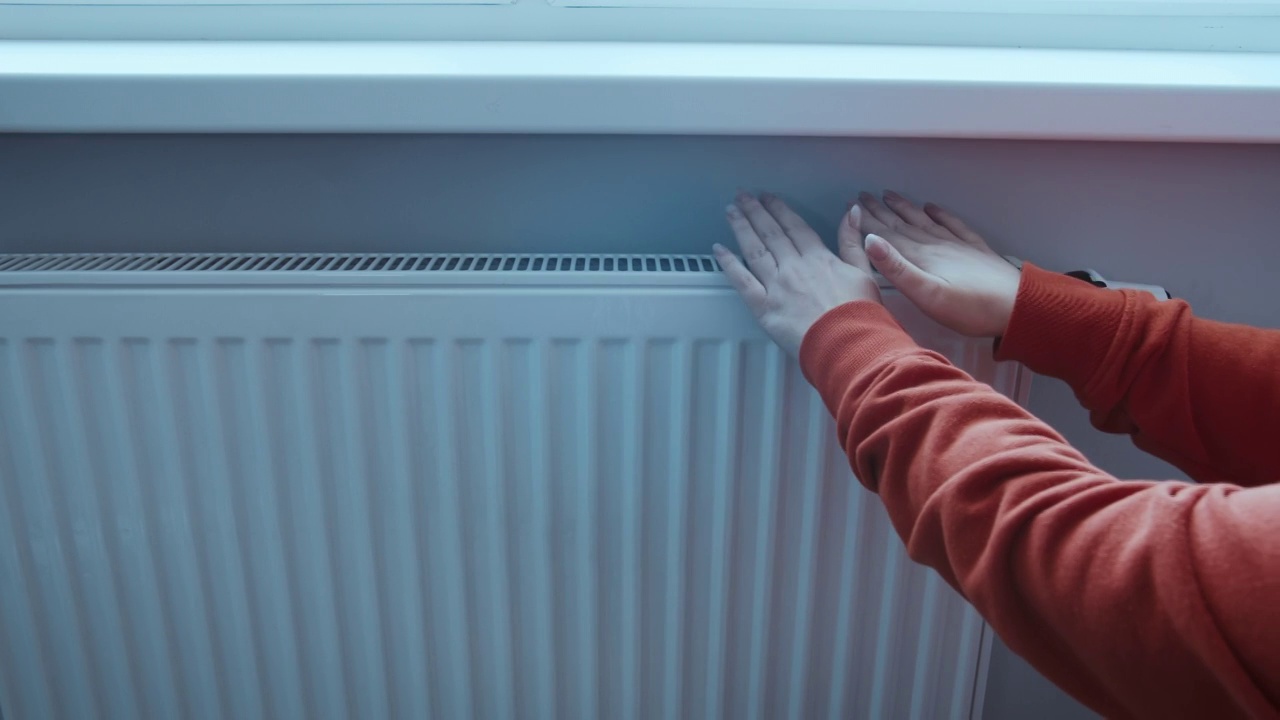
[0, 253, 721, 274]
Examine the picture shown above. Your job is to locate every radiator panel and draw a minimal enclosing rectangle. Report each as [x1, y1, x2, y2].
[0, 259, 1027, 720]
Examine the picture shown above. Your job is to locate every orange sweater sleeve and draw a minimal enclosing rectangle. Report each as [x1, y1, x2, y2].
[995, 263, 1280, 487]
[799, 302, 1280, 719]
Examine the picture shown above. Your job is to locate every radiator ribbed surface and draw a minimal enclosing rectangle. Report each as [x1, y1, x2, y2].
[0, 258, 1026, 720]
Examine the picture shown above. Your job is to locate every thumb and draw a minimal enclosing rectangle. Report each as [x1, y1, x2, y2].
[865, 234, 941, 307]
[838, 205, 874, 274]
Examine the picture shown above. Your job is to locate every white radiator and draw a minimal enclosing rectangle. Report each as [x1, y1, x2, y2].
[0, 253, 1029, 720]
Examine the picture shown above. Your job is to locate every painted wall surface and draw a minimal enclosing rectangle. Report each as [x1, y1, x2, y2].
[5, 134, 1280, 719]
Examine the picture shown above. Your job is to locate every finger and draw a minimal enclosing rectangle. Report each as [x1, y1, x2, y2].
[859, 191, 936, 244]
[725, 203, 778, 280]
[761, 193, 827, 256]
[865, 234, 943, 307]
[924, 203, 990, 247]
[856, 202, 935, 273]
[852, 199, 888, 236]
[737, 193, 800, 261]
[837, 204, 874, 275]
[883, 190, 948, 238]
[713, 243, 767, 314]
[856, 201, 913, 248]
[858, 191, 907, 233]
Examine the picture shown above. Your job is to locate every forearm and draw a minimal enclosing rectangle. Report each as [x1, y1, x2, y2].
[996, 264, 1280, 487]
[802, 302, 1280, 717]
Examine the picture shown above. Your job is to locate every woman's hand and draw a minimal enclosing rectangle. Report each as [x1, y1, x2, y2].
[715, 192, 882, 357]
[854, 191, 1022, 338]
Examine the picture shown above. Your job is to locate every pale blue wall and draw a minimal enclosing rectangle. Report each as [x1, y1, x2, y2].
[6, 133, 1280, 718]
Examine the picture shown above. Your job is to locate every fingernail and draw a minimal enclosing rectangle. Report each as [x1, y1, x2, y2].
[865, 234, 889, 261]
[859, 191, 874, 204]
[847, 204, 862, 230]
[712, 243, 727, 254]
[725, 204, 739, 216]
[760, 191, 776, 202]
[885, 190, 902, 201]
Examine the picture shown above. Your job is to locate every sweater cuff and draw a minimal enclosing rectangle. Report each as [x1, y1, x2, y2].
[994, 262, 1127, 390]
[799, 301, 920, 398]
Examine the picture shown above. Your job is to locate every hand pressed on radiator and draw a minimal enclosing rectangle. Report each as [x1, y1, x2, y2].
[714, 192, 881, 357]
[855, 191, 1022, 338]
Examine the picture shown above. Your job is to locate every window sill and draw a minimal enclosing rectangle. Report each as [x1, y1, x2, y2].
[3, 40, 1279, 141]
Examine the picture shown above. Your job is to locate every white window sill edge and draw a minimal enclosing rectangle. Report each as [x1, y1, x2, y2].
[3, 40, 1280, 141]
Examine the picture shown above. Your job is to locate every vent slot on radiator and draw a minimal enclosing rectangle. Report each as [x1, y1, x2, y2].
[0, 253, 721, 274]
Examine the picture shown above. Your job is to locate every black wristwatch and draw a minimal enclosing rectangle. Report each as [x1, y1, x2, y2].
[1002, 256, 1172, 301]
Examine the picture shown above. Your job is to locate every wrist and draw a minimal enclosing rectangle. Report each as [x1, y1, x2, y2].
[994, 262, 1127, 390]
[987, 255, 1023, 338]
[799, 301, 919, 391]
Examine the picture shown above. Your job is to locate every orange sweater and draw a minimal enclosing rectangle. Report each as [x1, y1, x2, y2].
[799, 263, 1280, 719]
